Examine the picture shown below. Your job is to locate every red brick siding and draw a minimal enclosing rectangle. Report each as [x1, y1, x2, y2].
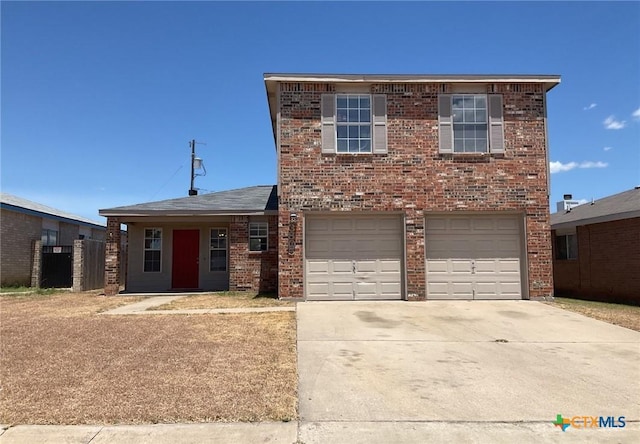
[229, 215, 278, 293]
[553, 218, 640, 304]
[277, 82, 553, 299]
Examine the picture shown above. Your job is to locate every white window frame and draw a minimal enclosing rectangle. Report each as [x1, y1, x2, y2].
[335, 94, 372, 154]
[209, 228, 228, 272]
[249, 221, 268, 252]
[143, 228, 162, 273]
[452, 94, 488, 153]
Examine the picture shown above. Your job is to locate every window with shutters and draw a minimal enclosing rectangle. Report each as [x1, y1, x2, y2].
[321, 93, 387, 154]
[439, 94, 504, 154]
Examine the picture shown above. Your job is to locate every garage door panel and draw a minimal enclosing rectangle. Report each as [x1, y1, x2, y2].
[497, 218, 519, 231]
[425, 218, 447, 231]
[426, 215, 522, 300]
[307, 261, 330, 274]
[451, 218, 472, 230]
[426, 259, 448, 273]
[473, 218, 496, 230]
[451, 260, 473, 273]
[356, 260, 376, 273]
[305, 216, 403, 301]
[379, 260, 401, 273]
[496, 259, 520, 273]
[331, 219, 354, 231]
[331, 260, 353, 274]
[379, 238, 402, 253]
[306, 218, 330, 232]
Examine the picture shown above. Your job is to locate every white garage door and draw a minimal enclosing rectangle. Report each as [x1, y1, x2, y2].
[305, 215, 403, 301]
[425, 215, 523, 300]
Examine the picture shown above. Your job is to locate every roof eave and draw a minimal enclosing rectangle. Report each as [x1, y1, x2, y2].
[551, 210, 640, 230]
[99, 209, 279, 218]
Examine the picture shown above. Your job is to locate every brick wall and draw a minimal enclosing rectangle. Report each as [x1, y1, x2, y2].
[104, 217, 121, 295]
[277, 81, 553, 299]
[0, 209, 41, 286]
[229, 215, 278, 292]
[553, 218, 640, 304]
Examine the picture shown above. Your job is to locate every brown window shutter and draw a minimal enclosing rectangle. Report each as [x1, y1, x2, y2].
[438, 95, 453, 153]
[372, 94, 387, 154]
[321, 94, 335, 153]
[488, 94, 505, 153]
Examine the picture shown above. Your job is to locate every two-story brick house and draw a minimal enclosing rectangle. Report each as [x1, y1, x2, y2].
[102, 73, 559, 300]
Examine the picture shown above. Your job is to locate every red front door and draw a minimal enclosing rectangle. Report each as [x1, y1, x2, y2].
[172, 229, 199, 289]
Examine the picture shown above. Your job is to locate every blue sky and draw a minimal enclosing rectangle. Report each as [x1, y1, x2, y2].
[2, 1, 639, 222]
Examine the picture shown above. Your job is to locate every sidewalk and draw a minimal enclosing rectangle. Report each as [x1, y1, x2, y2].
[0, 422, 298, 444]
[100, 295, 296, 315]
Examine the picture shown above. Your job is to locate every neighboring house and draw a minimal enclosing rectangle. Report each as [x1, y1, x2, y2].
[101, 73, 560, 300]
[551, 188, 640, 305]
[0, 193, 106, 286]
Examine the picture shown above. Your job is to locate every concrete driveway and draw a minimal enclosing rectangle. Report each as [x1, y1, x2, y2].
[297, 301, 640, 443]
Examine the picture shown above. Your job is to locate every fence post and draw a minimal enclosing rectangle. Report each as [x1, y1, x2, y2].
[31, 239, 42, 288]
[104, 217, 121, 295]
[72, 239, 84, 292]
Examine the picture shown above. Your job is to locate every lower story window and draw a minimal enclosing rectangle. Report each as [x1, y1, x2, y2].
[210, 228, 227, 271]
[555, 234, 577, 260]
[144, 228, 162, 272]
[41, 229, 58, 246]
[249, 221, 268, 251]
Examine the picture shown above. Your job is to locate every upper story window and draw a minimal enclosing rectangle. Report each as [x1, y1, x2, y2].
[41, 229, 58, 246]
[249, 222, 268, 251]
[555, 234, 577, 260]
[439, 94, 504, 154]
[453, 95, 488, 153]
[144, 228, 162, 272]
[336, 95, 371, 153]
[321, 93, 387, 155]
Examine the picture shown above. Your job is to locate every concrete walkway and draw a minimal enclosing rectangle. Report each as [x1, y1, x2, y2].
[100, 295, 296, 315]
[0, 422, 297, 444]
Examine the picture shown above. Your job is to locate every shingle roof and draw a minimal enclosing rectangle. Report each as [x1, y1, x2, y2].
[551, 187, 640, 229]
[99, 185, 278, 216]
[0, 193, 106, 228]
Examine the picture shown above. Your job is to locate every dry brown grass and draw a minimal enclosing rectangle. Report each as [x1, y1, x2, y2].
[545, 297, 640, 332]
[0, 292, 297, 425]
[150, 292, 294, 311]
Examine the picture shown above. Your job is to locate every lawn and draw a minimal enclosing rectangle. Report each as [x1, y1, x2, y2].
[545, 297, 640, 332]
[0, 292, 297, 425]
[149, 291, 295, 310]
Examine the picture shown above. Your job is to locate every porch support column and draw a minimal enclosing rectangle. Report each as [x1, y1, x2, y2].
[104, 217, 121, 296]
